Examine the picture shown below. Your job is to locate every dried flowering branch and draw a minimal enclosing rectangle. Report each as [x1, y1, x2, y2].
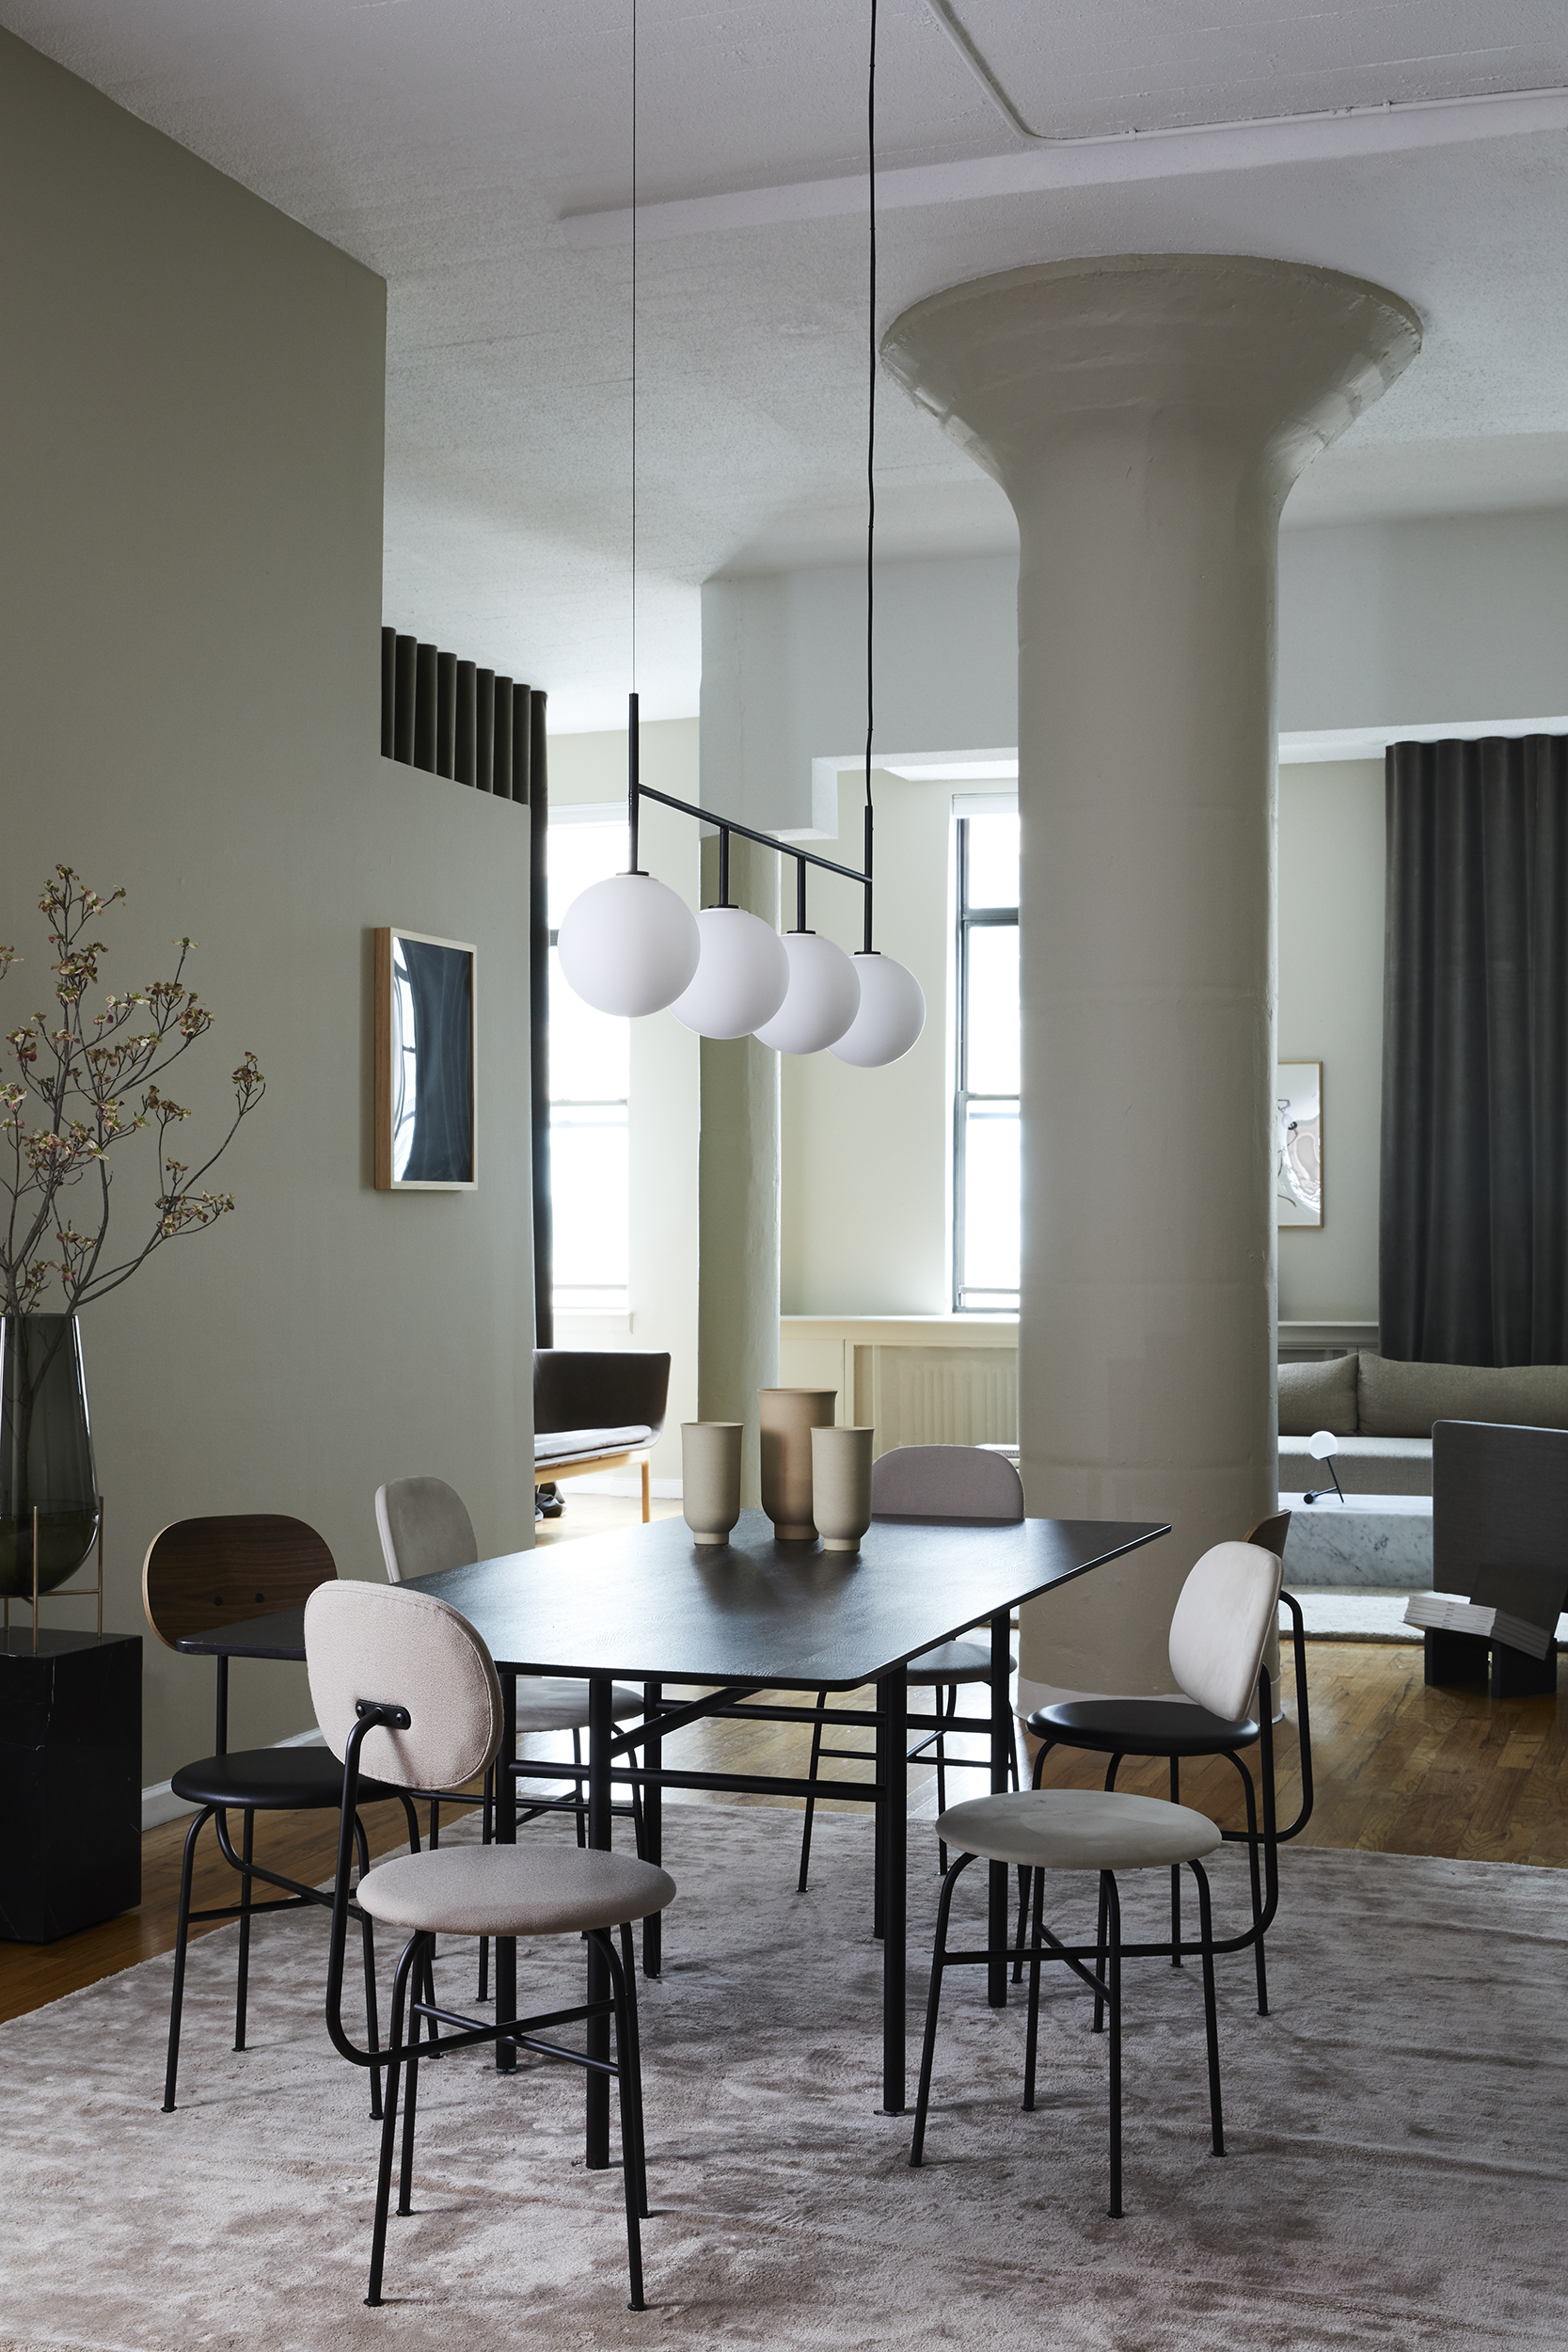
[0, 866, 266, 1323]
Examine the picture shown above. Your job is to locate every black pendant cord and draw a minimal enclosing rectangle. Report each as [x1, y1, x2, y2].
[626, 0, 641, 874]
[863, 0, 878, 956]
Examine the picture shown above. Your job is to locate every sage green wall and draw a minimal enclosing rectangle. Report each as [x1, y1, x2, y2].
[0, 31, 533, 1790]
[1277, 758, 1386, 1322]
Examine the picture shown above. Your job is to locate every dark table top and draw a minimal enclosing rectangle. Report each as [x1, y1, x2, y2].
[178, 1509, 1168, 1689]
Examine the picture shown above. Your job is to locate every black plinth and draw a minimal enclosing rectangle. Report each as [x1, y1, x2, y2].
[1423, 1625, 1559, 1701]
[0, 1628, 141, 1942]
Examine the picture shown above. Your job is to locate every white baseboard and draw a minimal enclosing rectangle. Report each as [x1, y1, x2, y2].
[141, 1724, 325, 1832]
[558, 1473, 682, 1500]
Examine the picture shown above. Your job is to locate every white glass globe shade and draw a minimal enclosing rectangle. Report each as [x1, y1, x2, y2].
[670, 906, 790, 1039]
[829, 951, 926, 1068]
[752, 931, 862, 1054]
[557, 873, 700, 1017]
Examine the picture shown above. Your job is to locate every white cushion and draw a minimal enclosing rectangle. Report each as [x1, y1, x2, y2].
[359, 1842, 676, 1937]
[534, 1424, 653, 1464]
[515, 1679, 645, 1731]
[307, 1582, 502, 1793]
[1167, 1542, 1282, 1720]
[935, 1788, 1223, 1872]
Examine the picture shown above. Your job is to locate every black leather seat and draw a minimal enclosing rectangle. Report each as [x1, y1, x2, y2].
[170, 1747, 405, 1812]
[1029, 1697, 1259, 1760]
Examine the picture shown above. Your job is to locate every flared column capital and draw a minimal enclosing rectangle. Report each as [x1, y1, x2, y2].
[881, 254, 1421, 511]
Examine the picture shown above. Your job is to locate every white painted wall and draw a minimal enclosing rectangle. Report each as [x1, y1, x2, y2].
[1277, 761, 1386, 1322]
[546, 722, 701, 1489]
[0, 34, 533, 1788]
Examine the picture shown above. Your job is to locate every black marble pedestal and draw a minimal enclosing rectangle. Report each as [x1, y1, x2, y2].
[0, 1628, 141, 1941]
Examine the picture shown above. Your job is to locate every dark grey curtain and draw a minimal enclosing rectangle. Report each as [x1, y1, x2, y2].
[529, 690, 553, 1349]
[1380, 735, 1568, 1364]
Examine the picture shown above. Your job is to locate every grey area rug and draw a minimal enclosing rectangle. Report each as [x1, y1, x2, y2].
[2, 1810, 1565, 2352]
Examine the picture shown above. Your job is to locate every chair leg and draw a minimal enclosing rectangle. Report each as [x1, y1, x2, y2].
[909, 1853, 971, 2167]
[162, 1804, 214, 2112]
[641, 1458, 651, 1524]
[617, 1923, 651, 2218]
[1022, 1866, 1046, 2111]
[797, 1687, 829, 1893]
[1228, 1750, 1269, 2016]
[429, 1796, 440, 1850]
[1103, 1872, 1123, 2219]
[352, 1812, 385, 2122]
[478, 1763, 494, 2002]
[934, 1683, 954, 1874]
[1091, 1874, 1110, 2034]
[1192, 1860, 1225, 2156]
[573, 1729, 586, 1848]
[366, 1938, 417, 2309]
[233, 1808, 255, 2051]
[1169, 1756, 1182, 1968]
[398, 1937, 426, 2217]
[598, 1931, 646, 2311]
[1011, 1866, 1031, 1986]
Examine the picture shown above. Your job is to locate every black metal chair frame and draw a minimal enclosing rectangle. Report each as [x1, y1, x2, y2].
[325, 1700, 651, 2313]
[911, 1846, 1225, 2217]
[161, 1651, 425, 2118]
[1015, 1591, 1313, 2011]
[797, 1664, 1019, 1894]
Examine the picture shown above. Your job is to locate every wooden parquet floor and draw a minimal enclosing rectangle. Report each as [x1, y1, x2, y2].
[3, 1486, 1563, 2026]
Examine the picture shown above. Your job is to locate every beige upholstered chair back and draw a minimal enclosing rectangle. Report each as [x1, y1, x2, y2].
[870, 1445, 1025, 1523]
[305, 1581, 503, 1791]
[1167, 1542, 1283, 1722]
[374, 1476, 479, 1584]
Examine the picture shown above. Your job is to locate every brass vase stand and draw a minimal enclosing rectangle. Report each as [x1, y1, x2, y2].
[3, 1496, 105, 1651]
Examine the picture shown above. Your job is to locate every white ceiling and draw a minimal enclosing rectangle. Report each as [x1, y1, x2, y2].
[4, 0, 1566, 727]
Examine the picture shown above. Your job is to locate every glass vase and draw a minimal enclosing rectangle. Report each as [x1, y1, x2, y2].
[0, 1314, 99, 1600]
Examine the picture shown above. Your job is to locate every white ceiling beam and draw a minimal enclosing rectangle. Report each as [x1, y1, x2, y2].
[561, 86, 1568, 249]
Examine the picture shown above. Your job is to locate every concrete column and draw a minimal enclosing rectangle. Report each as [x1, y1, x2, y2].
[697, 833, 781, 1507]
[883, 257, 1419, 1700]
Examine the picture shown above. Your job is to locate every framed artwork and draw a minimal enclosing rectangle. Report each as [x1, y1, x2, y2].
[374, 928, 477, 1191]
[1275, 1060, 1322, 1228]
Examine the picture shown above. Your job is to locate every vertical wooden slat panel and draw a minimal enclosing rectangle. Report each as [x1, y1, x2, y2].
[512, 683, 531, 802]
[493, 675, 512, 807]
[436, 650, 456, 778]
[454, 660, 477, 785]
[530, 688, 552, 1346]
[476, 668, 496, 792]
[380, 628, 396, 758]
[393, 634, 417, 766]
[413, 642, 437, 771]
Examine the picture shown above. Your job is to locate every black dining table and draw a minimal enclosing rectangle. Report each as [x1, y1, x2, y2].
[181, 1505, 1166, 2161]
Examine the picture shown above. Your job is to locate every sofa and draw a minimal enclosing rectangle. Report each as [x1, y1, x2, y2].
[1278, 1351, 1568, 1496]
[534, 1348, 672, 1521]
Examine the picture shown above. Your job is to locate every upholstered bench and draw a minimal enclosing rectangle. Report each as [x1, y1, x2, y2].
[1278, 1351, 1568, 1499]
[534, 1348, 671, 1522]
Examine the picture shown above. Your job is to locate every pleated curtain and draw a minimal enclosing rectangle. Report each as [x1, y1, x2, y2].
[1380, 735, 1568, 1364]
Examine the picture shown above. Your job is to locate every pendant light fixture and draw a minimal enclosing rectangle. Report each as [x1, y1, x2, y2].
[554, 0, 925, 1071]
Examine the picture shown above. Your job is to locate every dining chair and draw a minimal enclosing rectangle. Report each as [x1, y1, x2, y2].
[796, 1444, 1022, 1894]
[375, 1474, 649, 1995]
[306, 1579, 675, 2312]
[1020, 1511, 1311, 2014]
[911, 1540, 1282, 2216]
[142, 1514, 420, 2115]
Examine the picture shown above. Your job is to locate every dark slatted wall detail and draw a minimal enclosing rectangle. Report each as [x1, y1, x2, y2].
[381, 627, 536, 802]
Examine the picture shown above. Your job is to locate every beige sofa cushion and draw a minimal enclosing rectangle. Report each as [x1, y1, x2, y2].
[1278, 1354, 1358, 1438]
[1356, 1353, 1568, 1438]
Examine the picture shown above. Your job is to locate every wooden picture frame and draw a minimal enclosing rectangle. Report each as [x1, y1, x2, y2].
[1275, 1059, 1323, 1228]
[373, 927, 477, 1191]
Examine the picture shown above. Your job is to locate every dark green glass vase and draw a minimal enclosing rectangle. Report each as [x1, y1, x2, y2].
[0, 1314, 99, 1601]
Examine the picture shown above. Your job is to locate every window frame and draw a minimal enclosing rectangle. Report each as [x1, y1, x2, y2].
[952, 812, 1021, 1314]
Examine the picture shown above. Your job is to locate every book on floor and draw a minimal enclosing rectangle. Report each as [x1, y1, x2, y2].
[1402, 1591, 1556, 1661]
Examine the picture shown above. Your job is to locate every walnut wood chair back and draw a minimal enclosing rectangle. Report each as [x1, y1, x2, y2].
[1244, 1510, 1291, 1559]
[142, 1515, 338, 1753]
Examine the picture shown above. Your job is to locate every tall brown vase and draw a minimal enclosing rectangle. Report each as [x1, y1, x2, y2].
[758, 1388, 837, 1541]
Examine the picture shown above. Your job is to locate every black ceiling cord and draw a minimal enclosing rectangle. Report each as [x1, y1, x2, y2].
[863, 0, 878, 954]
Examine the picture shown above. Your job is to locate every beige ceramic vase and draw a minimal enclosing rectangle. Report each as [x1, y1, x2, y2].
[681, 1422, 744, 1546]
[810, 1424, 875, 1552]
[758, 1388, 837, 1541]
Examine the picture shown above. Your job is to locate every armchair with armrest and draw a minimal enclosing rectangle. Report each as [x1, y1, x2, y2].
[533, 1348, 671, 1523]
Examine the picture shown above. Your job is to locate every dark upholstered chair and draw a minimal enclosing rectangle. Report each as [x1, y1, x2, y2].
[533, 1349, 672, 1522]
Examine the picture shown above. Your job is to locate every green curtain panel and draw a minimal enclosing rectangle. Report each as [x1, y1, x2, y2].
[1380, 735, 1568, 1365]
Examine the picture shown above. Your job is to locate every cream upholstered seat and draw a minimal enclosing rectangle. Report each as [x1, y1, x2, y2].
[796, 1444, 1022, 1895]
[937, 1788, 1222, 1874]
[359, 1841, 673, 1938]
[306, 1579, 673, 2314]
[911, 1540, 1284, 2218]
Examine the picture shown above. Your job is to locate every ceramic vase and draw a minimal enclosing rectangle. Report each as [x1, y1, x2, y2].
[681, 1422, 743, 1547]
[810, 1424, 875, 1553]
[758, 1387, 837, 1541]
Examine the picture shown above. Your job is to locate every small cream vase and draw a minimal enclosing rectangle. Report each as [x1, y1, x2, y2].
[681, 1422, 743, 1546]
[758, 1388, 837, 1541]
[810, 1424, 875, 1552]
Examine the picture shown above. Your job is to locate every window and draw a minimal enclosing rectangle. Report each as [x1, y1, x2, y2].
[548, 819, 630, 1312]
[954, 809, 1020, 1311]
